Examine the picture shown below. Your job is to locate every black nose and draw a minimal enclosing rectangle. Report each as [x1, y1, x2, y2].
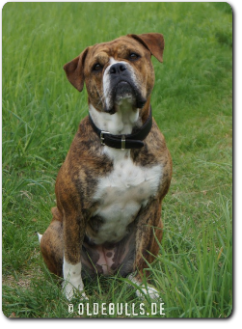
[110, 63, 126, 75]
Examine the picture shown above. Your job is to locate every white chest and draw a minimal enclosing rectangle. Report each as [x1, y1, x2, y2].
[91, 151, 162, 244]
[88, 103, 162, 245]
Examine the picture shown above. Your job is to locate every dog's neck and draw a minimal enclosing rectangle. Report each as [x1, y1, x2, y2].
[89, 101, 150, 135]
[89, 104, 140, 135]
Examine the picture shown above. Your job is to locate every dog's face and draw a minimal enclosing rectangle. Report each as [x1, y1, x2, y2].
[64, 33, 164, 114]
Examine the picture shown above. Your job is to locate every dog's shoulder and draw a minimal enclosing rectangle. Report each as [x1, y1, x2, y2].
[131, 118, 172, 198]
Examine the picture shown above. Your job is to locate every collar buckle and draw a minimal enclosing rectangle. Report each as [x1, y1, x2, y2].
[100, 131, 110, 146]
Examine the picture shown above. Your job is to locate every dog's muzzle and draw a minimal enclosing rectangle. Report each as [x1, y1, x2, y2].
[104, 62, 146, 113]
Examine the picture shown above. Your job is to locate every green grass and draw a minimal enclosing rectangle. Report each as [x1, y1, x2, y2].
[2, 2, 232, 319]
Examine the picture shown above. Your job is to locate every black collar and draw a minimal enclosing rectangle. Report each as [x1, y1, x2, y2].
[89, 108, 152, 149]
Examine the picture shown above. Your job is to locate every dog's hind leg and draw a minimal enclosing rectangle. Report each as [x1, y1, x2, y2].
[130, 199, 163, 300]
[39, 207, 64, 277]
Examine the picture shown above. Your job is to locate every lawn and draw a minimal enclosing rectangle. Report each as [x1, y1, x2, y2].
[2, 2, 232, 319]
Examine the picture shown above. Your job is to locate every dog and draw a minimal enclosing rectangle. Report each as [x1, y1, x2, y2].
[39, 33, 172, 300]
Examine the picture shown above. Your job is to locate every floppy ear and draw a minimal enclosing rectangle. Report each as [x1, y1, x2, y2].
[128, 33, 164, 63]
[63, 47, 89, 92]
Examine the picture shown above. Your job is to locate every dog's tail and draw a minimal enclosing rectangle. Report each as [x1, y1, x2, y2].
[37, 232, 43, 243]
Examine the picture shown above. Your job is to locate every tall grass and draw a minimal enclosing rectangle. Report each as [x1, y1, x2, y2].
[154, 193, 232, 318]
[2, 2, 232, 318]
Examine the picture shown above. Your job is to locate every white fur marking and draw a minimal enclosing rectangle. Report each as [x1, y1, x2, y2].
[91, 150, 162, 245]
[128, 274, 161, 300]
[37, 232, 42, 243]
[89, 104, 140, 135]
[62, 257, 88, 300]
[89, 99, 162, 245]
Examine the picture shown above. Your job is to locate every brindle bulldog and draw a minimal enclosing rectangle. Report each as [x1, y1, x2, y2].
[39, 33, 172, 300]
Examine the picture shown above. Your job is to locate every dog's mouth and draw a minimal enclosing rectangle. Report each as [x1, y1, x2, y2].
[104, 80, 146, 114]
[114, 81, 135, 100]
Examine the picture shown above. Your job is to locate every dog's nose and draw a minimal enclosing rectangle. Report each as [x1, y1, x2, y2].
[110, 63, 126, 75]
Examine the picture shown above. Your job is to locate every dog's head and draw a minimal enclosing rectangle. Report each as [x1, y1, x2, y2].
[63, 33, 164, 114]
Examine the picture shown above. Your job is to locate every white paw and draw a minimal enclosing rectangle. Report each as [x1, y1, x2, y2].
[127, 274, 161, 301]
[62, 281, 88, 301]
[63, 258, 88, 300]
[136, 285, 161, 301]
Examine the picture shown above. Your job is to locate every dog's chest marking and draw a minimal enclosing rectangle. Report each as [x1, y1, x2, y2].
[87, 105, 162, 270]
[90, 151, 162, 245]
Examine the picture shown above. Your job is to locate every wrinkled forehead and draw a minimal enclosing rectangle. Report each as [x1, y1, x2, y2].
[86, 36, 146, 63]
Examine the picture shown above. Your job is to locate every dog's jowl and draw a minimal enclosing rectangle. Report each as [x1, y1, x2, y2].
[39, 33, 172, 300]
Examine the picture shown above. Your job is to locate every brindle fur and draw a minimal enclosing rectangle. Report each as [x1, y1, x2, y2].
[41, 116, 171, 277]
[40, 33, 172, 293]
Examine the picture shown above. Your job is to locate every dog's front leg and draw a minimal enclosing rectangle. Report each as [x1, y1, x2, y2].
[62, 209, 87, 300]
[130, 198, 163, 300]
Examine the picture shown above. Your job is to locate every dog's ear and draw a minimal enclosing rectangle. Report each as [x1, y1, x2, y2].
[63, 47, 89, 92]
[128, 33, 164, 63]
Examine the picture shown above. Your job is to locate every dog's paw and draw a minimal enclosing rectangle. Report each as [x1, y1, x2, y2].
[62, 259, 88, 300]
[127, 274, 161, 301]
[62, 281, 89, 301]
[135, 284, 161, 301]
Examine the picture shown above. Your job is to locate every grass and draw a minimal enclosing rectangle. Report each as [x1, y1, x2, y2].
[2, 2, 232, 319]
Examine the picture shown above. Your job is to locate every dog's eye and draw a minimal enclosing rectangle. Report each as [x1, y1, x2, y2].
[129, 53, 140, 61]
[92, 63, 103, 72]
